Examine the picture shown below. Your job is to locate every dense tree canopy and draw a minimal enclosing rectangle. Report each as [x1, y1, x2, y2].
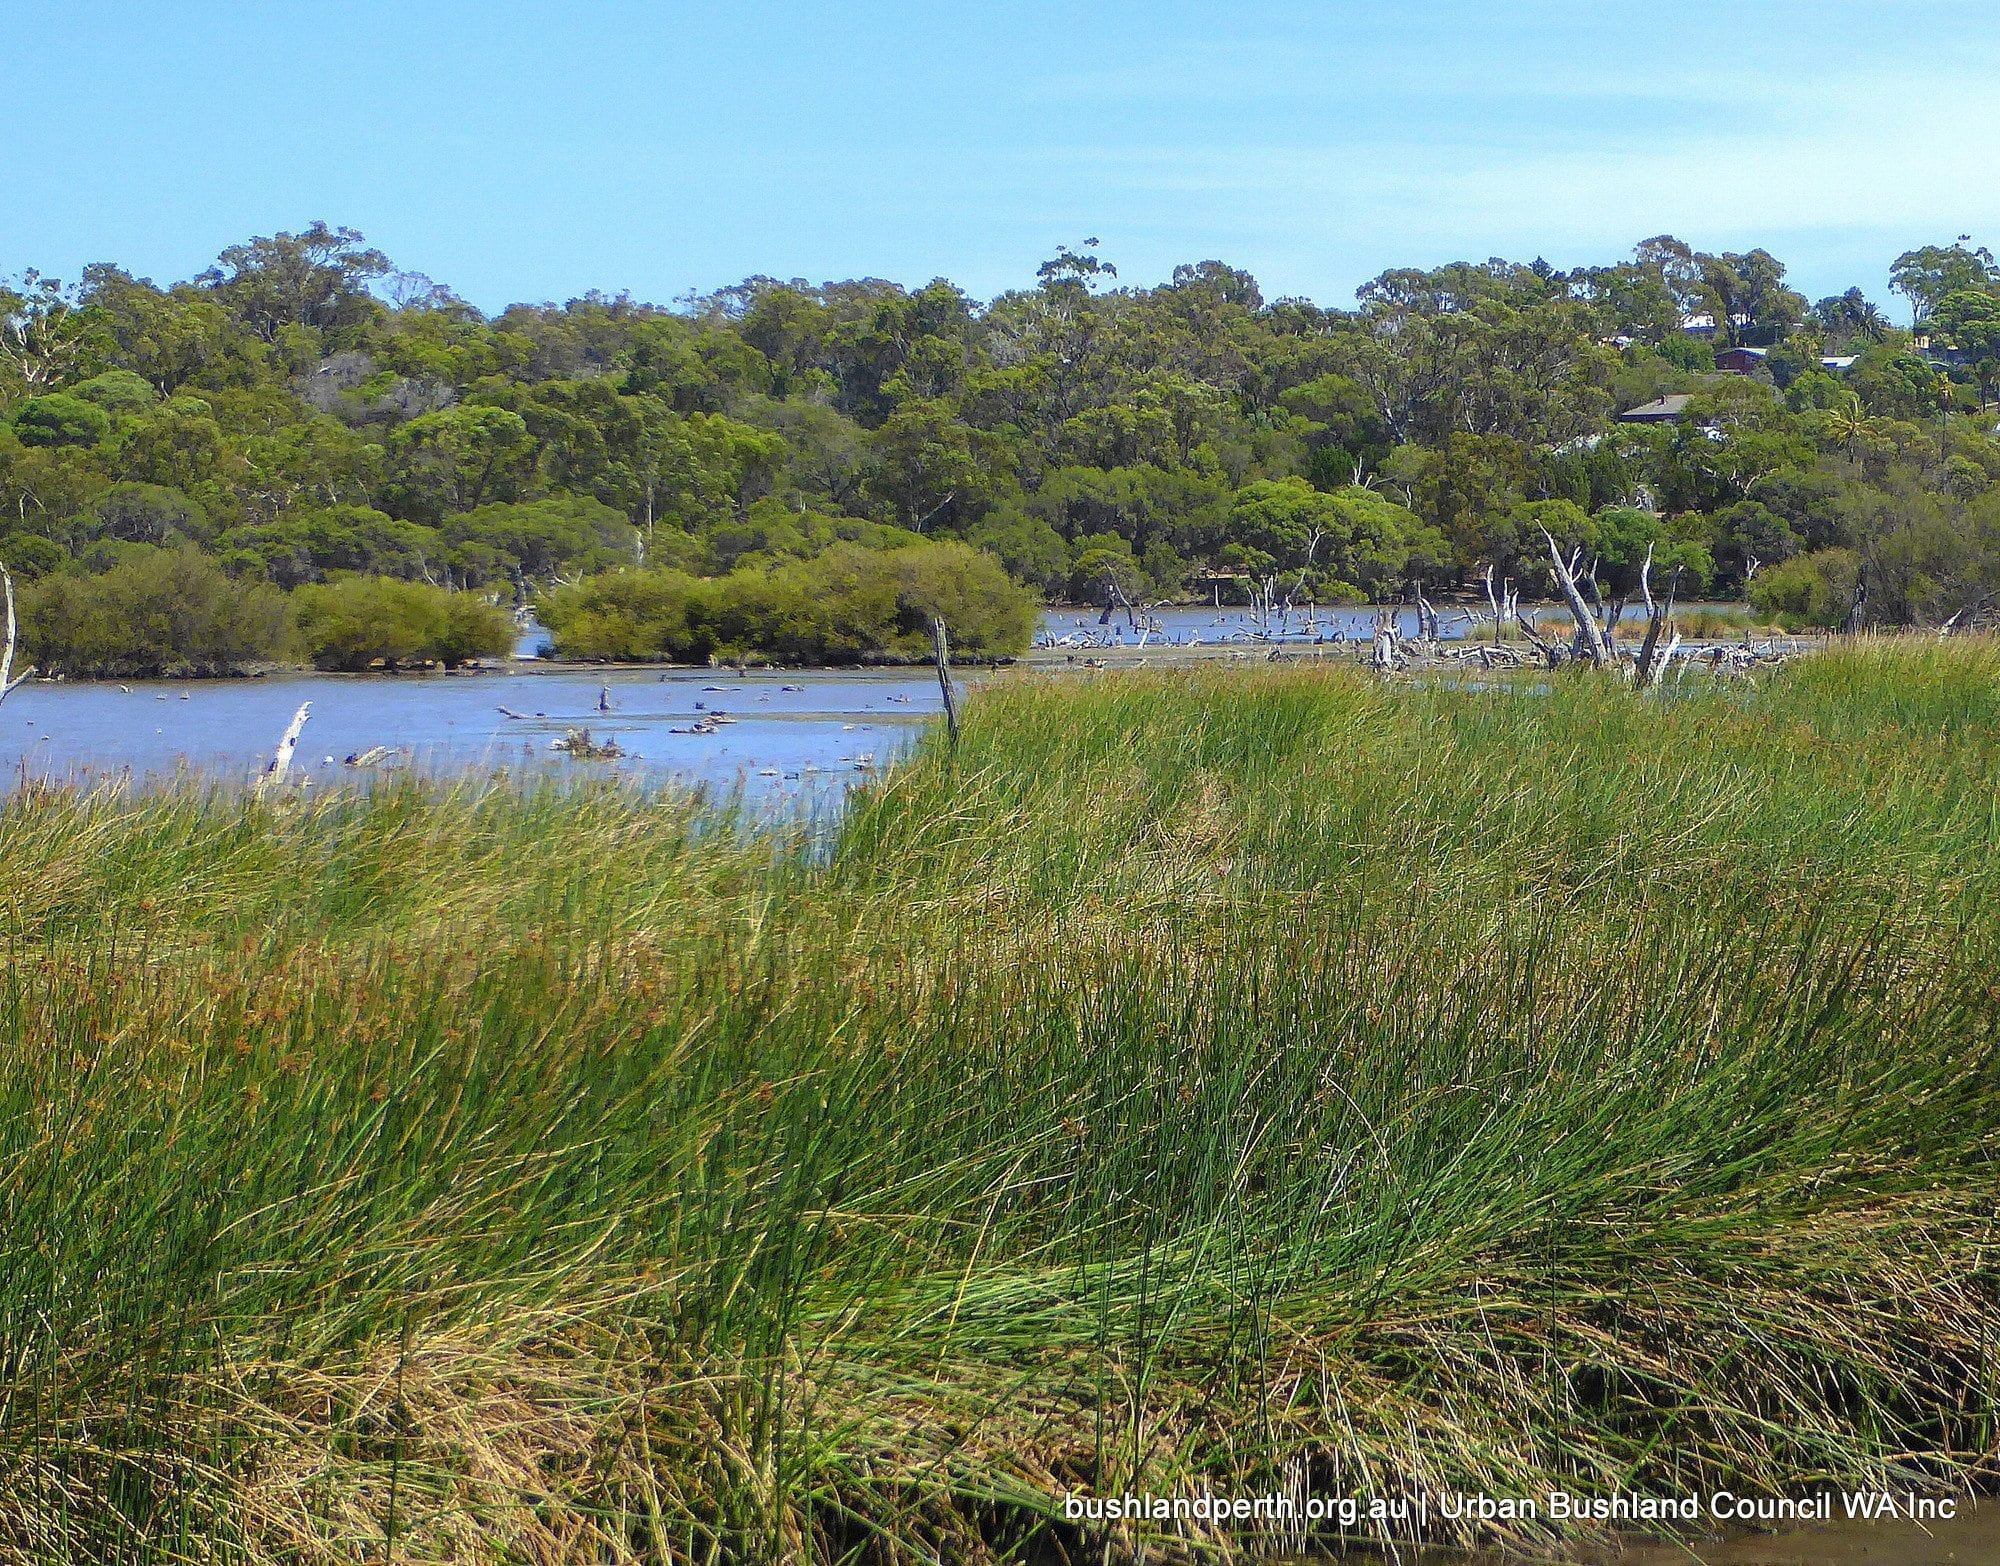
[7, 222, 2000, 666]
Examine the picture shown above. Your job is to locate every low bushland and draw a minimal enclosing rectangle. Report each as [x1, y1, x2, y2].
[289, 574, 515, 670]
[0, 642, 1996, 1561]
[533, 538, 1038, 664]
[17, 549, 515, 676]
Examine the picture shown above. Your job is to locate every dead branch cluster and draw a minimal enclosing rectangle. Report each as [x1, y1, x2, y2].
[1369, 534, 1804, 686]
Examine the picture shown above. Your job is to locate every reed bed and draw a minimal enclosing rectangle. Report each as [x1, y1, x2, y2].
[1, 641, 1997, 1563]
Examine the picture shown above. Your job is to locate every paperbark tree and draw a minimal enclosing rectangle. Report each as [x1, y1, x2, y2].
[0, 561, 36, 710]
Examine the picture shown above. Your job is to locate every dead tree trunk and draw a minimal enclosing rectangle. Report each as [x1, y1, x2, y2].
[931, 616, 959, 748]
[1099, 571, 1140, 631]
[1372, 616, 1403, 673]
[1630, 545, 1685, 691]
[255, 702, 312, 798]
[1541, 528, 1615, 669]
[1515, 613, 1563, 668]
[0, 561, 36, 711]
[1412, 584, 1439, 645]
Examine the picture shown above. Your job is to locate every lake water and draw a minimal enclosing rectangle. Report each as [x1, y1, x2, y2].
[1043, 603, 1450, 647]
[0, 664, 940, 802]
[1039, 600, 1702, 649]
[0, 604, 1746, 799]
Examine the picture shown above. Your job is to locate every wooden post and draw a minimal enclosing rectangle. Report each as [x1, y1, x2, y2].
[0, 561, 36, 711]
[255, 702, 312, 798]
[931, 616, 959, 748]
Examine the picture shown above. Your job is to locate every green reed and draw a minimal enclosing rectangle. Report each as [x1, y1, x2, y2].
[0, 641, 1996, 1561]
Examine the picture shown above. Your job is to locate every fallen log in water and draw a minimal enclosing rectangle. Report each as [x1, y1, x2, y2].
[254, 702, 311, 798]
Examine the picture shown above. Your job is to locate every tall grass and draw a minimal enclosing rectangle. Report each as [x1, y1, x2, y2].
[1, 642, 1997, 1561]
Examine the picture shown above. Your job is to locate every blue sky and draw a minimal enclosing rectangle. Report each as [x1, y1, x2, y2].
[16, 0, 2000, 314]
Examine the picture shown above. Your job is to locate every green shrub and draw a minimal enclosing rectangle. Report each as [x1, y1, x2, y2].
[20, 547, 292, 676]
[536, 539, 1036, 664]
[66, 369, 160, 415]
[87, 482, 210, 547]
[291, 576, 513, 670]
[1655, 332, 1714, 373]
[535, 569, 706, 660]
[1749, 547, 1861, 629]
[441, 496, 636, 583]
[217, 506, 444, 587]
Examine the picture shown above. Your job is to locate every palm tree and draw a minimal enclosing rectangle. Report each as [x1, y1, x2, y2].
[1976, 356, 2000, 412]
[1849, 298, 1891, 344]
[1809, 288, 1891, 349]
[1825, 392, 1886, 463]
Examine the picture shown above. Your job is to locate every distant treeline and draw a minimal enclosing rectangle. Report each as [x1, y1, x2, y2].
[9, 224, 2000, 664]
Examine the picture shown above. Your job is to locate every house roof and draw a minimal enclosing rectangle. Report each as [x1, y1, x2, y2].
[1617, 394, 1693, 421]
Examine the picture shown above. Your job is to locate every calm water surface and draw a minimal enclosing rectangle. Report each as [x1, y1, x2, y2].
[1042, 604, 1444, 646]
[0, 608, 1363, 797]
[0, 605, 1754, 798]
[0, 664, 938, 801]
[1039, 600, 1706, 648]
